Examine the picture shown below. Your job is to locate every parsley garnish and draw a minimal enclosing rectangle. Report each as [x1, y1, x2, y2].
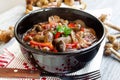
[56, 25, 72, 36]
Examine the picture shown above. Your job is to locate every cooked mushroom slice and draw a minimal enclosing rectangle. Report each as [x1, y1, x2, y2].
[48, 15, 60, 23]
[33, 24, 43, 32]
[60, 19, 69, 25]
[112, 41, 120, 50]
[71, 31, 78, 42]
[54, 36, 72, 44]
[56, 40, 66, 52]
[74, 20, 86, 27]
[44, 31, 54, 42]
[33, 34, 44, 42]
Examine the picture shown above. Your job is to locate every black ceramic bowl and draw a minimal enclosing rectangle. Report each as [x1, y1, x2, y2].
[14, 8, 105, 74]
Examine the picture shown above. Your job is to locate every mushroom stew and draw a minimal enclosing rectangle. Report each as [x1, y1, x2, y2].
[23, 15, 97, 53]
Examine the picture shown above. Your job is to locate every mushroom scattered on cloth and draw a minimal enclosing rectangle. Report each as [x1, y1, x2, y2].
[0, 26, 14, 43]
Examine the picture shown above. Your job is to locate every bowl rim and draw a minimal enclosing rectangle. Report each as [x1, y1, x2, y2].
[14, 7, 105, 55]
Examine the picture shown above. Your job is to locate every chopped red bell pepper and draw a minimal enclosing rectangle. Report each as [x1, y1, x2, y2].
[23, 33, 35, 41]
[80, 27, 85, 32]
[29, 40, 54, 50]
[66, 42, 78, 48]
[68, 23, 75, 28]
[55, 32, 61, 39]
[23, 35, 30, 41]
[53, 48, 58, 53]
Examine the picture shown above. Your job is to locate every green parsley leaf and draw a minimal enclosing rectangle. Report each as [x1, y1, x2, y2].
[56, 25, 64, 33]
[56, 25, 72, 36]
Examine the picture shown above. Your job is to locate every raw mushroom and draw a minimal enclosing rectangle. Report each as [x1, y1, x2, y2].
[107, 34, 120, 43]
[98, 14, 107, 22]
[0, 26, 14, 43]
[104, 43, 120, 59]
[64, 0, 74, 6]
[26, 0, 33, 11]
[112, 41, 120, 50]
[98, 14, 120, 32]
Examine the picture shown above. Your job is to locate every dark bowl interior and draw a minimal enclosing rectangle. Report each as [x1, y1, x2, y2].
[15, 7, 105, 55]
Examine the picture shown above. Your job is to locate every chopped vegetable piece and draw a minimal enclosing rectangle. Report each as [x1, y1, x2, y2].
[80, 27, 85, 32]
[68, 23, 75, 28]
[66, 42, 78, 48]
[30, 40, 54, 50]
[55, 32, 61, 39]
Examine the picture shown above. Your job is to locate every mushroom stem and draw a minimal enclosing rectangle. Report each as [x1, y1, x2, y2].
[109, 48, 120, 58]
[98, 14, 120, 32]
[104, 22, 120, 32]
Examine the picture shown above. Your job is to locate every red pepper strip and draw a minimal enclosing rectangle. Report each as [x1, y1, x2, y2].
[66, 42, 78, 48]
[55, 32, 61, 39]
[23, 35, 30, 41]
[53, 48, 58, 53]
[29, 40, 54, 50]
[23, 33, 35, 41]
[80, 27, 85, 32]
[68, 23, 75, 28]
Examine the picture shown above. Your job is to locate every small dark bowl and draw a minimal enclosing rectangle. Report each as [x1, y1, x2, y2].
[14, 8, 105, 74]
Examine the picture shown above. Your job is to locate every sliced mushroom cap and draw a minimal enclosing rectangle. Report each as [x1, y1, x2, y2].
[54, 36, 72, 44]
[74, 19, 86, 27]
[60, 19, 69, 25]
[44, 31, 54, 43]
[33, 24, 43, 32]
[56, 40, 66, 52]
[48, 15, 60, 23]
[33, 34, 44, 42]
